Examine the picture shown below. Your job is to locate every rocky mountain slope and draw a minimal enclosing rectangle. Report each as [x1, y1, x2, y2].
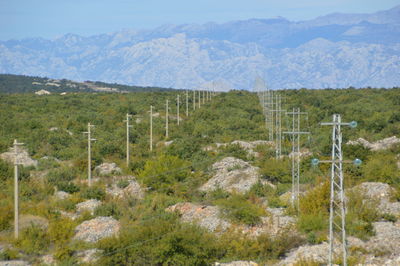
[0, 6, 399, 90]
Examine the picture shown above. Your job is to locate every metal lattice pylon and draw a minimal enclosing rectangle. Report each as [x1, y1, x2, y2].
[283, 108, 309, 209]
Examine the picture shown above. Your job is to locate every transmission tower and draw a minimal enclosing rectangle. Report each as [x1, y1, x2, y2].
[198, 90, 201, 109]
[312, 115, 360, 266]
[83, 123, 96, 187]
[270, 93, 284, 158]
[13, 139, 24, 238]
[193, 90, 196, 110]
[124, 113, 133, 166]
[283, 108, 309, 209]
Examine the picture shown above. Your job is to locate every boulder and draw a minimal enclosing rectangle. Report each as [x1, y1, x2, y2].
[19, 215, 49, 230]
[74, 216, 120, 243]
[278, 242, 330, 265]
[54, 191, 71, 200]
[199, 157, 262, 194]
[0, 261, 30, 266]
[0, 147, 37, 167]
[76, 248, 101, 263]
[166, 202, 231, 232]
[215, 261, 258, 266]
[203, 140, 273, 157]
[94, 162, 121, 176]
[76, 199, 102, 215]
[347, 136, 400, 151]
[106, 177, 144, 200]
[40, 255, 55, 265]
[352, 182, 400, 216]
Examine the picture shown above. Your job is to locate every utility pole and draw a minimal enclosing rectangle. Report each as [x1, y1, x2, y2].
[83, 123, 96, 187]
[13, 139, 23, 239]
[177, 94, 180, 125]
[283, 108, 309, 209]
[203, 90, 205, 104]
[186, 90, 189, 116]
[124, 113, 133, 166]
[312, 115, 360, 266]
[165, 100, 169, 139]
[198, 90, 201, 109]
[150, 106, 153, 151]
[193, 90, 196, 110]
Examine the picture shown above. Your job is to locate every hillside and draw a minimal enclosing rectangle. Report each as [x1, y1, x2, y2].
[0, 74, 172, 94]
[1, 6, 399, 89]
[0, 88, 399, 265]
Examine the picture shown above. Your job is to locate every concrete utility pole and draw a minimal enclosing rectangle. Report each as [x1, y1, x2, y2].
[283, 108, 309, 209]
[177, 94, 180, 125]
[84, 123, 96, 187]
[193, 90, 196, 110]
[150, 106, 153, 151]
[312, 115, 360, 266]
[186, 90, 189, 116]
[198, 90, 201, 109]
[202, 90, 205, 104]
[13, 139, 23, 239]
[165, 100, 169, 139]
[124, 113, 133, 166]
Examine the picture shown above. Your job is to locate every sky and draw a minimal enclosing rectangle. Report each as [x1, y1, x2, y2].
[0, 0, 399, 40]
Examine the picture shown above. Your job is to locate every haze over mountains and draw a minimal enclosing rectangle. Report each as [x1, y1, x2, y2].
[0, 5, 399, 90]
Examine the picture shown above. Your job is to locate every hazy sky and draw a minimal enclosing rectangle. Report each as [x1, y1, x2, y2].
[0, 0, 398, 40]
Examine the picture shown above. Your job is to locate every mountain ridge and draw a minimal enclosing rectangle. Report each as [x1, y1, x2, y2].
[0, 6, 399, 90]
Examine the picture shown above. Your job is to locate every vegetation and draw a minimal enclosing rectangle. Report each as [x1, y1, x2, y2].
[0, 82, 399, 264]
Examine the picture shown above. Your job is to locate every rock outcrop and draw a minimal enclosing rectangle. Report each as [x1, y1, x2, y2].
[0, 261, 31, 266]
[76, 199, 102, 215]
[106, 177, 144, 199]
[215, 261, 258, 266]
[166, 203, 295, 237]
[203, 140, 273, 157]
[94, 162, 122, 176]
[74, 216, 120, 243]
[0, 147, 37, 167]
[347, 136, 400, 151]
[199, 157, 263, 194]
[76, 249, 101, 263]
[352, 182, 400, 216]
[54, 191, 71, 200]
[166, 202, 231, 232]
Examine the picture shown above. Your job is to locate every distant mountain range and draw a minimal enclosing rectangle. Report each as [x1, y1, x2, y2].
[0, 5, 399, 90]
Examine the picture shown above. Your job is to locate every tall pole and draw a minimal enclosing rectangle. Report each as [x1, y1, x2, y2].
[13, 139, 23, 239]
[198, 90, 201, 109]
[316, 115, 358, 266]
[150, 106, 153, 151]
[84, 123, 95, 187]
[193, 90, 196, 110]
[177, 95, 180, 125]
[202, 90, 205, 104]
[124, 113, 132, 166]
[283, 108, 309, 209]
[186, 90, 189, 116]
[166, 100, 169, 139]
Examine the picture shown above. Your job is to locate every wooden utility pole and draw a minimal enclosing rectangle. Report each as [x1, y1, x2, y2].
[166, 100, 169, 139]
[124, 114, 133, 166]
[13, 139, 23, 239]
[83, 123, 95, 187]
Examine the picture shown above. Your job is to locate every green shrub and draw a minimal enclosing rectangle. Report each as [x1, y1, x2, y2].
[216, 194, 266, 226]
[14, 224, 50, 255]
[259, 158, 291, 183]
[362, 153, 400, 184]
[0, 200, 13, 231]
[0, 159, 13, 183]
[299, 182, 330, 215]
[139, 154, 190, 194]
[94, 202, 122, 219]
[117, 179, 130, 189]
[48, 217, 76, 247]
[57, 181, 80, 193]
[80, 186, 106, 200]
[47, 167, 79, 192]
[0, 248, 19, 261]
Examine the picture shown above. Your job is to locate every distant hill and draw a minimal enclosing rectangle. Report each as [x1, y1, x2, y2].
[0, 74, 172, 94]
[0, 5, 399, 89]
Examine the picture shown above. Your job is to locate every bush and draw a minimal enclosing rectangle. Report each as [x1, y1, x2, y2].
[216, 194, 266, 226]
[0, 248, 19, 261]
[14, 224, 50, 255]
[94, 202, 122, 219]
[117, 179, 130, 189]
[139, 154, 190, 194]
[362, 153, 400, 184]
[48, 217, 76, 247]
[0, 159, 13, 183]
[80, 186, 106, 201]
[47, 167, 78, 191]
[259, 158, 291, 183]
[57, 181, 80, 194]
[299, 182, 330, 215]
[0, 200, 13, 231]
